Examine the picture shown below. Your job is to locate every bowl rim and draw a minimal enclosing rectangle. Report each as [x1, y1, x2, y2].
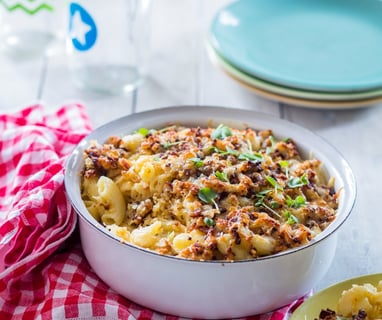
[64, 105, 357, 264]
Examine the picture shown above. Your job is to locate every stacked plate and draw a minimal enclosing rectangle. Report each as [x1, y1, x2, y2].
[208, 0, 382, 109]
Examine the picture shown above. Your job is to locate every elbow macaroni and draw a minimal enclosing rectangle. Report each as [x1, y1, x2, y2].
[97, 176, 126, 225]
[83, 176, 126, 225]
[318, 280, 382, 319]
[81, 124, 339, 261]
[337, 281, 382, 319]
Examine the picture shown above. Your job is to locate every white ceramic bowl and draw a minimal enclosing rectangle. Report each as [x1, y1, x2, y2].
[64, 106, 356, 319]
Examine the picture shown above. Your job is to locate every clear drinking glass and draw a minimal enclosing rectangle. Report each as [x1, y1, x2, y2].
[66, 0, 151, 95]
[0, 1, 64, 59]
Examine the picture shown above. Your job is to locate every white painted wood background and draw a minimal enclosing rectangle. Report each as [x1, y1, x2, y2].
[1, 0, 381, 294]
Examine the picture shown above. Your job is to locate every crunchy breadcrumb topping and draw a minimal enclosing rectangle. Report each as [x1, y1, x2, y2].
[81, 124, 339, 261]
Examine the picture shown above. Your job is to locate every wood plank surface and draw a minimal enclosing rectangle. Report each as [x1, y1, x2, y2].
[0, 0, 380, 296]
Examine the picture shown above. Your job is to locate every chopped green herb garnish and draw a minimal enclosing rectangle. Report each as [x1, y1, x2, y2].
[137, 127, 149, 136]
[255, 198, 264, 207]
[225, 147, 239, 156]
[287, 173, 309, 188]
[285, 196, 294, 207]
[270, 201, 280, 209]
[238, 152, 263, 162]
[162, 141, 185, 149]
[258, 189, 273, 196]
[210, 146, 238, 157]
[266, 176, 282, 191]
[198, 187, 218, 204]
[255, 189, 271, 206]
[211, 124, 232, 140]
[254, 190, 281, 218]
[215, 170, 229, 182]
[279, 160, 289, 168]
[286, 195, 306, 208]
[189, 157, 204, 168]
[294, 195, 306, 207]
[211, 146, 263, 163]
[279, 160, 289, 178]
[285, 211, 298, 225]
[198, 187, 219, 211]
[255, 194, 264, 206]
[203, 217, 214, 227]
[262, 202, 282, 218]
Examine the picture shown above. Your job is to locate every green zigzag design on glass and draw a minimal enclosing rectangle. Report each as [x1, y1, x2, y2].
[0, 0, 53, 15]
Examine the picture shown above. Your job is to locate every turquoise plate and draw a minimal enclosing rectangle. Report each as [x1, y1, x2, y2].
[207, 41, 382, 101]
[210, 0, 382, 92]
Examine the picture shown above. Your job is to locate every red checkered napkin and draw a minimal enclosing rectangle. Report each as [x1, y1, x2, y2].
[0, 104, 309, 319]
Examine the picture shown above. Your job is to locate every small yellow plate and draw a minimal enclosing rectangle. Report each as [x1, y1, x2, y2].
[289, 273, 382, 320]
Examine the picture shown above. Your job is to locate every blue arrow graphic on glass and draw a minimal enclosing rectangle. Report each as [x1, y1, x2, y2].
[69, 3, 97, 51]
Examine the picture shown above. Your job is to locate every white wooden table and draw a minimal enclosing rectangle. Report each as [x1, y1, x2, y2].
[1, 0, 381, 295]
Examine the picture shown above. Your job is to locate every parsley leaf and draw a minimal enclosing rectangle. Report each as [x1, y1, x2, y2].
[285, 211, 298, 225]
[286, 195, 306, 208]
[266, 176, 283, 191]
[189, 157, 204, 168]
[198, 187, 219, 211]
[162, 141, 185, 149]
[211, 146, 263, 163]
[279, 160, 289, 178]
[238, 152, 263, 161]
[211, 124, 232, 140]
[198, 187, 218, 204]
[215, 170, 229, 182]
[136, 127, 149, 136]
[255, 189, 272, 207]
[288, 173, 309, 188]
[225, 147, 239, 156]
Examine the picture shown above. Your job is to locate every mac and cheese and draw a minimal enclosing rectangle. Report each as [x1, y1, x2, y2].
[81, 124, 339, 261]
[317, 280, 382, 320]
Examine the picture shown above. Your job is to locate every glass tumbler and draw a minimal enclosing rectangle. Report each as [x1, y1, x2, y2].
[67, 0, 151, 95]
[0, 0, 64, 59]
